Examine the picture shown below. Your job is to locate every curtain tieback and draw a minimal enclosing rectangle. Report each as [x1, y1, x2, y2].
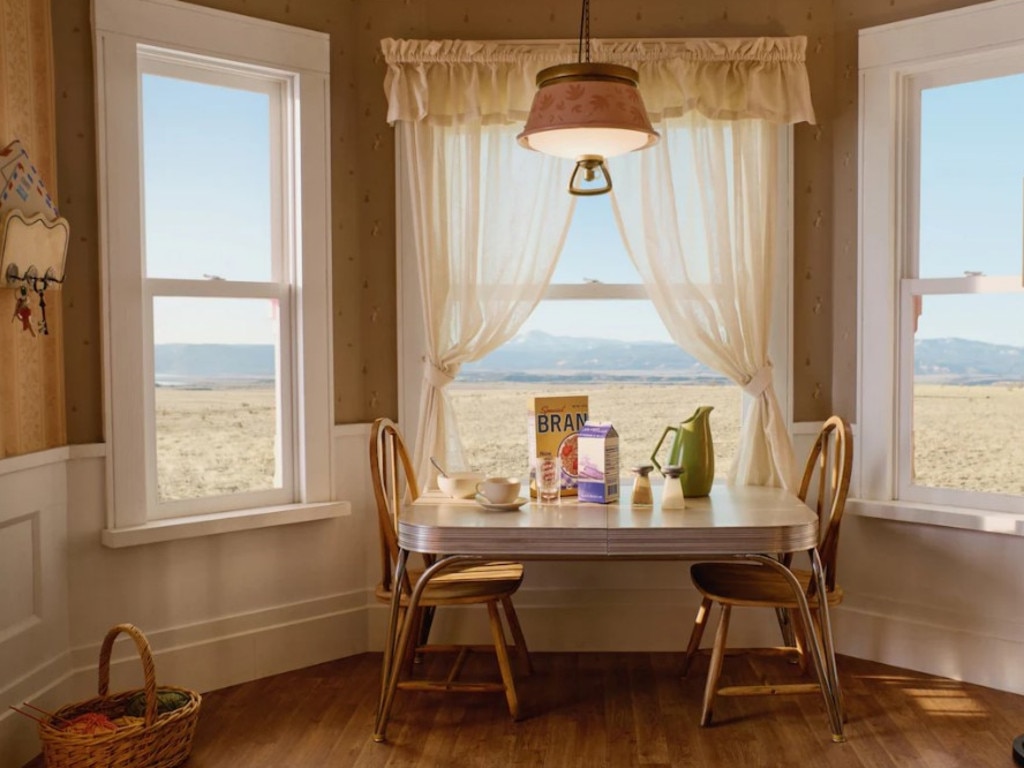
[424, 361, 456, 389]
[743, 365, 774, 398]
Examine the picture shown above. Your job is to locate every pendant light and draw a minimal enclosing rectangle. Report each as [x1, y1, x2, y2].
[517, 0, 658, 196]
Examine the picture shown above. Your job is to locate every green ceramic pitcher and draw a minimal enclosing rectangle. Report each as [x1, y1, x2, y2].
[650, 406, 715, 497]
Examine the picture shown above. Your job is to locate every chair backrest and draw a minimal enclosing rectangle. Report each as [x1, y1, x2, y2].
[369, 417, 421, 594]
[796, 415, 853, 593]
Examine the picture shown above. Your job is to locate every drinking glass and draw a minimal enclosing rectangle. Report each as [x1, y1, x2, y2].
[537, 454, 561, 503]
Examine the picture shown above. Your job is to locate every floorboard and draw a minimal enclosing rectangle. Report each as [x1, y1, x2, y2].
[20, 652, 1024, 767]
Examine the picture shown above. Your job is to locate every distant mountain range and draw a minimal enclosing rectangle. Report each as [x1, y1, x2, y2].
[458, 331, 723, 384]
[155, 344, 275, 385]
[913, 337, 1024, 383]
[153, 334, 1024, 386]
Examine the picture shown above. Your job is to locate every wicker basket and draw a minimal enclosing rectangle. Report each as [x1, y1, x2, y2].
[38, 623, 201, 768]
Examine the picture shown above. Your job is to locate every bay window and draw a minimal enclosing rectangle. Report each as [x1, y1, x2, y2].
[95, 0, 338, 544]
[858, 0, 1024, 527]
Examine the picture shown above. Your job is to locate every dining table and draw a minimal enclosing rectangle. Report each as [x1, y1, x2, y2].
[374, 483, 845, 743]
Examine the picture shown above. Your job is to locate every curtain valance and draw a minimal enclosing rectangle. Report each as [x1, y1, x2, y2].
[381, 36, 815, 125]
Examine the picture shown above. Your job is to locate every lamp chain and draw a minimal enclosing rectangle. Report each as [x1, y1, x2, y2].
[577, 0, 591, 63]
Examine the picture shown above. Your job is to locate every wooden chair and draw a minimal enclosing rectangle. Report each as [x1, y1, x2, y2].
[369, 417, 531, 721]
[681, 415, 853, 727]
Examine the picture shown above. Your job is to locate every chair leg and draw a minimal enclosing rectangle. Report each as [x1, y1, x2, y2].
[775, 606, 797, 649]
[486, 600, 520, 720]
[501, 596, 533, 675]
[700, 604, 731, 727]
[682, 596, 713, 677]
[402, 608, 424, 675]
[792, 608, 809, 674]
[417, 606, 436, 654]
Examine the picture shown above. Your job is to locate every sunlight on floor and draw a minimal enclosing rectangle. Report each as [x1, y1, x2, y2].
[855, 674, 990, 716]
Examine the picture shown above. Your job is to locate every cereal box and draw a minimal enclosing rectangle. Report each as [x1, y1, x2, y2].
[577, 421, 620, 503]
[528, 395, 589, 497]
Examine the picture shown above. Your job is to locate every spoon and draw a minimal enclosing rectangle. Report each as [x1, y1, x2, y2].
[430, 456, 448, 478]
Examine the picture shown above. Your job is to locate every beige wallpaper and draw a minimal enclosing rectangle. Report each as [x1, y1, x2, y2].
[47, 0, 997, 443]
[0, 0, 65, 457]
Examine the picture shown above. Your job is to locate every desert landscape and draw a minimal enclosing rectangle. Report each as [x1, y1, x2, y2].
[153, 381, 1024, 501]
[447, 383, 741, 482]
[155, 386, 278, 501]
[911, 383, 1024, 495]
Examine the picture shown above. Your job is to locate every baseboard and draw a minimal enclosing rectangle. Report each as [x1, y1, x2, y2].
[0, 595, 371, 768]
[0, 653, 76, 768]
[835, 600, 1024, 696]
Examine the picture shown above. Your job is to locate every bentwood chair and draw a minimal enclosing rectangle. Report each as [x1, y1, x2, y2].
[681, 415, 853, 727]
[369, 417, 531, 721]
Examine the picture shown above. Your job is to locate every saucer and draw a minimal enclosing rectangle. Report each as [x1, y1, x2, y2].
[474, 494, 527, 512]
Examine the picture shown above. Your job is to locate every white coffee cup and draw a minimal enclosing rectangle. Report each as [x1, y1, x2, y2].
[476, 477, 521, 505]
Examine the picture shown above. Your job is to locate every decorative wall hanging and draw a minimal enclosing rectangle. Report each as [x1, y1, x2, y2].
[0, 138, 70, 336]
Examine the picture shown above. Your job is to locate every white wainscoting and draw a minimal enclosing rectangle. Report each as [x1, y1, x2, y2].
[0, 427, 376, 768]
[5, 421, 1024, 766]
[0, 448, 73, 768]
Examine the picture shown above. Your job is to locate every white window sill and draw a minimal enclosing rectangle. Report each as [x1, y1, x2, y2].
[101, 500, 350, 548]
[848, 498, 1024, 536]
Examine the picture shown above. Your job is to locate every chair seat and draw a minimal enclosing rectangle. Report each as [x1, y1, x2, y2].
[690, 562, 843, 609]
[375, 561, 525, 606]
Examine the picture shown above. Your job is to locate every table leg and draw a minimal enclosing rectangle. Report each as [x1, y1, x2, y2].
[809, 548, 845, 734]
[373, 554, 475, 743]
[748, 553, 845, 742]
[374, 548, 408, 741]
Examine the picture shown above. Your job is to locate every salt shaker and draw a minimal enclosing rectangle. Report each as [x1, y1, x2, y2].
[630, 464, 654, 506]
[661, 465, 687, 510]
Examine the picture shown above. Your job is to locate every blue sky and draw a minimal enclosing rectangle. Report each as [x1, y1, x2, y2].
[143, 73, 276, 346]
[143, 68, 1023, 348]
[916, 73, 1024, 345]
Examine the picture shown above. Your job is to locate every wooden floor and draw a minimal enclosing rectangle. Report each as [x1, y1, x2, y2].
[24, 651, 1024, 767]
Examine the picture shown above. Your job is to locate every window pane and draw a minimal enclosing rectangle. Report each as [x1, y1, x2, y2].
[552, 194, 641, 285]
[141, 73, 273, 281]
[919, 74, 1024, 278]
[911, 293, 1024, 495]
[518, 299, 672, 344]
[454, 302, 739, 481]
[449, 381, 741, 483]
[153, 297, 284, 502]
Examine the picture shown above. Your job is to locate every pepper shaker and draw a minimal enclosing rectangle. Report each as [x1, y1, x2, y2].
[630, 464, 654, 506]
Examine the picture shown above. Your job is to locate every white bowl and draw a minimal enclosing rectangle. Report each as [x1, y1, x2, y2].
[438, 471, 485, 499]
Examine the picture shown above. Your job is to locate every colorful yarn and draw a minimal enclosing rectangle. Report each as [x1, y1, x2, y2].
[125, 689, 192, 717]
[59, 712, 117, 735]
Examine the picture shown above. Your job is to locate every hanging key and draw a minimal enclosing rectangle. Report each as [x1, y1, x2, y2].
[35, 288, 48, 336]
[12, 287, 35, 336]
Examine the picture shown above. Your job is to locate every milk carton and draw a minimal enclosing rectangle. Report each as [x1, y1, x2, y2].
[577, 421, 619, 503]
[528, 395, 589, 497]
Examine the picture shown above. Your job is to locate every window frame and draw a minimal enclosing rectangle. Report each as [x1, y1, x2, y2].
[396, 125, 793, 454]
[94, 0, 337, 540]
[858, 0, 1024, 521]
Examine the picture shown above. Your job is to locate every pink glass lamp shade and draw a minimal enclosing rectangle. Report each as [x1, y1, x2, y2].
[518, 62, 659, 195]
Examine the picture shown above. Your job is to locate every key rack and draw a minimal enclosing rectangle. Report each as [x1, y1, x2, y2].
[0, 209, 69, 291]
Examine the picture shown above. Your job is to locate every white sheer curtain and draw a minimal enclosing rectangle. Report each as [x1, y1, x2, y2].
[612, 116, 795, 487]
[383, 40, 576, 483]
[382, 36, 815, 489]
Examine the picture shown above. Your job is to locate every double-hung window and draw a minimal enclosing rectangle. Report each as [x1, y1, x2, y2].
[400, 130, 793, 478]
[95, 0, 337, 544]
[859, 0, 1024, 526]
